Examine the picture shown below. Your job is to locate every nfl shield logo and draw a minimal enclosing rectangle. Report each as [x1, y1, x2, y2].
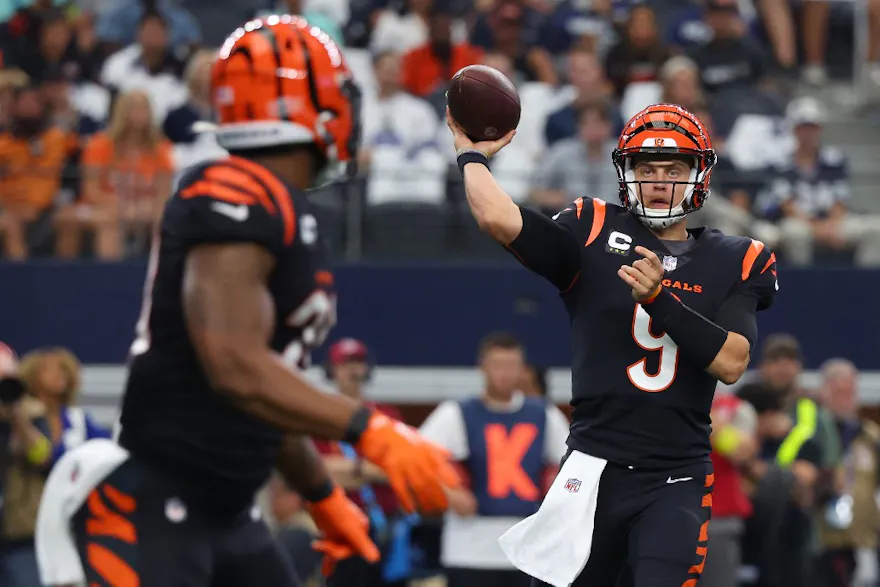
[564, 478, 582, 493]
[662, 255, 677, 272]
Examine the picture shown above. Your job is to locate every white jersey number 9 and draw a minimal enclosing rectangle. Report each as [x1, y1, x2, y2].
[626, 304, 680, 393]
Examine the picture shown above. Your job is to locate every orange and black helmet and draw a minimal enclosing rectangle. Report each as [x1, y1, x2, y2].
[612, 104, 716, 229]
[210, 16, 361, 176]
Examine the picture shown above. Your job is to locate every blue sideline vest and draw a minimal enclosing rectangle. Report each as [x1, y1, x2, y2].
[459, 396, 547, 517]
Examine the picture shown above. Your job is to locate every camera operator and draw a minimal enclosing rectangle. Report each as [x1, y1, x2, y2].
[0, 342, 53, 587]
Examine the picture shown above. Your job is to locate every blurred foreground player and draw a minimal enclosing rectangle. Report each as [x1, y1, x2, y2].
[34, 17, 458, 587]
[448, 103, 778, 587]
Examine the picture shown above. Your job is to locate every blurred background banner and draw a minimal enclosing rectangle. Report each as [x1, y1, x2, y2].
[2, 261, 878, 368]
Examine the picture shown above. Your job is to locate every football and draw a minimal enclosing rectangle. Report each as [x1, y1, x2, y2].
[447, 65, 521, 143]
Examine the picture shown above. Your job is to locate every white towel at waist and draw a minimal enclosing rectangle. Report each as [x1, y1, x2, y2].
[498, 450, 607, 587]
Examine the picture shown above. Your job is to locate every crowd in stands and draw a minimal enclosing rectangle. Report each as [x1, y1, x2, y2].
[1, 0, 880, 264]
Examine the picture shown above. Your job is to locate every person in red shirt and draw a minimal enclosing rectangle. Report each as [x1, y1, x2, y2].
[313, 338, 413, 587]
[401, 3, 482, 97]
[702, 393, 759, 587]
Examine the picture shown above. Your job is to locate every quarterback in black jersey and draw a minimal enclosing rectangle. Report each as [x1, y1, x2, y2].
[34, 17, 458, 587]
[448, 103, 777, 587]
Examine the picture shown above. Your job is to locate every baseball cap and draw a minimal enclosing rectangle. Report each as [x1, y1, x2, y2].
[328, 338, 369, 366]
[786, 97, 826, 126]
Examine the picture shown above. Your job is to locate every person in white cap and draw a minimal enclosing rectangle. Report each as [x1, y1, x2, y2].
[757, 97, 880, 267]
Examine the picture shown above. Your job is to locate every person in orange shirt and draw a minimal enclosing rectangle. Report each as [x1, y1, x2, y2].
[0, 85, 72, 260]
[401, 3, 483, 98]
[56, 89, 174, 259]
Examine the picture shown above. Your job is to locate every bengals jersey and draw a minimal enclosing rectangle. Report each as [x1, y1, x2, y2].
[118, 156, 335, 514]
[508, 198, 777, 468]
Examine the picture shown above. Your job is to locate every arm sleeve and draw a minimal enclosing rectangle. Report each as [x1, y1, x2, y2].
[506, 201, 587, 291]
[714, 242, 778, 347]
[167, 162, 286, 253]
[713, 292, 758, 347]
[735, 243, 779, 312]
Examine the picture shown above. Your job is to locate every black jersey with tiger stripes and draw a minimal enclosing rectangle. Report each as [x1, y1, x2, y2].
[507, 198, 778, 468]
[119, 156, 335, 515]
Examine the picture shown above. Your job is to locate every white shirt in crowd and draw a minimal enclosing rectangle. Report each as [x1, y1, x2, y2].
[361, 91, 446, 206]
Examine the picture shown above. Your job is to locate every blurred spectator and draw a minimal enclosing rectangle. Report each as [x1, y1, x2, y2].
[469, 0, 557, 85]
[544, 48, 618, 147]
[42, 65, 102, 137]
[371, 0, 469, 55]
[362, 51, 446, 206]
[401, 3, 482, 98]
[620, 54, 709, 129]
[530, 103, 618, 214]
[686, 0, 769, 94]
[603, 4, 670, 97]
[703, 393, 758, 587]
[0, 342, 48, 587]
[420, 333, 568, 587]
[17, 348, 110, 463]
[94, 0, 202, 52]
[266, 473, 323, 587]
[739, 380, 820, 587]
[56, 89, 173, 259]
[0, 85, 72, 260]
[163, 49, 226, 171]
[817, 359, 880, 587]
[666, 0, 715, 51]
[314, 338, 414, 587]
[689, 106, 768, 240]
[99, 9, 188, 122]
[5, 9, 98, 86]
[545, 0, 615, 55]
[758, 98, 880, 267]
[0, 69, 29, 131]
[659, 56, 706, 112]
[800, 0, 831, 85]
[753, 0, 797, 72]
[520, 363, 548, 400]
[756, 334, 842, 472]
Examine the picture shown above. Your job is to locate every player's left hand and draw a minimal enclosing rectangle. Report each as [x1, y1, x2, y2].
[618, 246, 664, 302]
[307, 485, 380, 576]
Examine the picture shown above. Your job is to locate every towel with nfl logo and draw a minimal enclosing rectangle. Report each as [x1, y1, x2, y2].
[498, 450, 608, 587]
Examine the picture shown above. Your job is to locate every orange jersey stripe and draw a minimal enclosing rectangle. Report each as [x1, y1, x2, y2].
[740, 239, 765, 281]
[574, 197, 584, 219]
[227, 156, 297, 246]
[87, 543, 140, 587]
[179, 180, 256, 206]
[585, 198, 606, 247]
[204, 165, 278, 214]
[760, 252, 777, 274]
[102, 484, 137, 513]
[84, 490, 137, 544]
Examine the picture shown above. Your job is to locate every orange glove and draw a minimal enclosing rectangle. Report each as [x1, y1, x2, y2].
[355, 411, 461, 514]
[307, 485, 380, 577]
